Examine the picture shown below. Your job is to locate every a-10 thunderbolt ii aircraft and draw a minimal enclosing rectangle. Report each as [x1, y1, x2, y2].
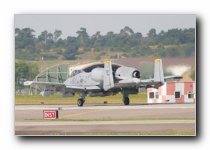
[24, 59, 182, 107]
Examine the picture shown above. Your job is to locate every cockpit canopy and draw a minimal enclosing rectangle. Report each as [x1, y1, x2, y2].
[70, 69, 84, 77]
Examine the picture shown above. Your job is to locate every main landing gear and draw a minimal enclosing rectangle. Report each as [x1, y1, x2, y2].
[122, 90, 130, 105]
[77, 92, 85, 107]
[77, 98, 85, 107]
[123, 97, 130, 105]
[76, 91, 131, 106]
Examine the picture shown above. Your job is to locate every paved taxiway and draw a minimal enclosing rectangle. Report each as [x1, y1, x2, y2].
[15, 104, 196, 135]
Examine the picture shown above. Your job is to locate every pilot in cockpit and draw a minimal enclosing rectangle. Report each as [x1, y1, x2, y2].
[70, 70, 84, 77]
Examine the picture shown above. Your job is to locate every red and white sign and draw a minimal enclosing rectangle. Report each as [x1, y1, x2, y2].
[147, 81, 196, 104]
[43, 110, 58, 119]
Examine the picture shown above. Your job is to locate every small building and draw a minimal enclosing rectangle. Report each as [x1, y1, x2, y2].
[147, 82, 196, 104]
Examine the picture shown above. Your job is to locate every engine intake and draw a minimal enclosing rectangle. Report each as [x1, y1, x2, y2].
[133, 70, 140, 79]
[115, 66, 141, 79]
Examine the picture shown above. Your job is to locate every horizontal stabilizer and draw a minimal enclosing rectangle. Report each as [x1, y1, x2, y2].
[164, 75, 183, 80]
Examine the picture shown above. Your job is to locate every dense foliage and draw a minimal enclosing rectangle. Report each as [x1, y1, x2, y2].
[15, 60, 39, 93]
[15, 27, 195, 60]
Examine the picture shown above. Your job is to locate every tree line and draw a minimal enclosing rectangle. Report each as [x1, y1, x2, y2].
[15, 60, 39, 94]
[15, 27, 195, 60]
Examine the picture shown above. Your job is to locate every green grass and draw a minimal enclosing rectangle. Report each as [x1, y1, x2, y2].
[16, 130, 195, 136]
[69, 130, 195, 136]
[15, 93, 147, 105]
[32, 130, 195, 136]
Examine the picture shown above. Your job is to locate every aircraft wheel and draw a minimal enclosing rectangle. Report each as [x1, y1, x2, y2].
[123, 97, 130, 105]
[77, 98, 84, 107]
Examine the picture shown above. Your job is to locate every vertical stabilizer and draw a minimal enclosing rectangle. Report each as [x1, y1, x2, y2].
[103, 60, 114, 91]
[154, 59, 164, 86]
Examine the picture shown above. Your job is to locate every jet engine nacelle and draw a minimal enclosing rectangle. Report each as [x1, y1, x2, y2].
[90, 68, 104, 82]
[115, 66, 140, 79]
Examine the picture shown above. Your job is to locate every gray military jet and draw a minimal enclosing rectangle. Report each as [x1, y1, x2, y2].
[24, 59, 182, 107]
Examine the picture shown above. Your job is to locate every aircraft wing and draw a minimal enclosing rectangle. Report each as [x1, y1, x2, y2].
[24, 81, 69, 96]
[24, 80, 102, 95]
[24, 81, 65, 87]
[65, 85, 101, 90]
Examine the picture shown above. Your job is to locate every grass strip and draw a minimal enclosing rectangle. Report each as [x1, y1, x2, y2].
[19, 130, 195, 136]
[66, 130, 195, 136]
[15, 93, 147, 105]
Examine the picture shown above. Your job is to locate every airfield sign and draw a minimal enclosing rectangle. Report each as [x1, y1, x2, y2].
[43, 110, 58, 119]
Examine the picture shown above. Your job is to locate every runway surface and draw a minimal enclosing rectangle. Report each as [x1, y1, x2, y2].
[15, 104, 196, 135]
